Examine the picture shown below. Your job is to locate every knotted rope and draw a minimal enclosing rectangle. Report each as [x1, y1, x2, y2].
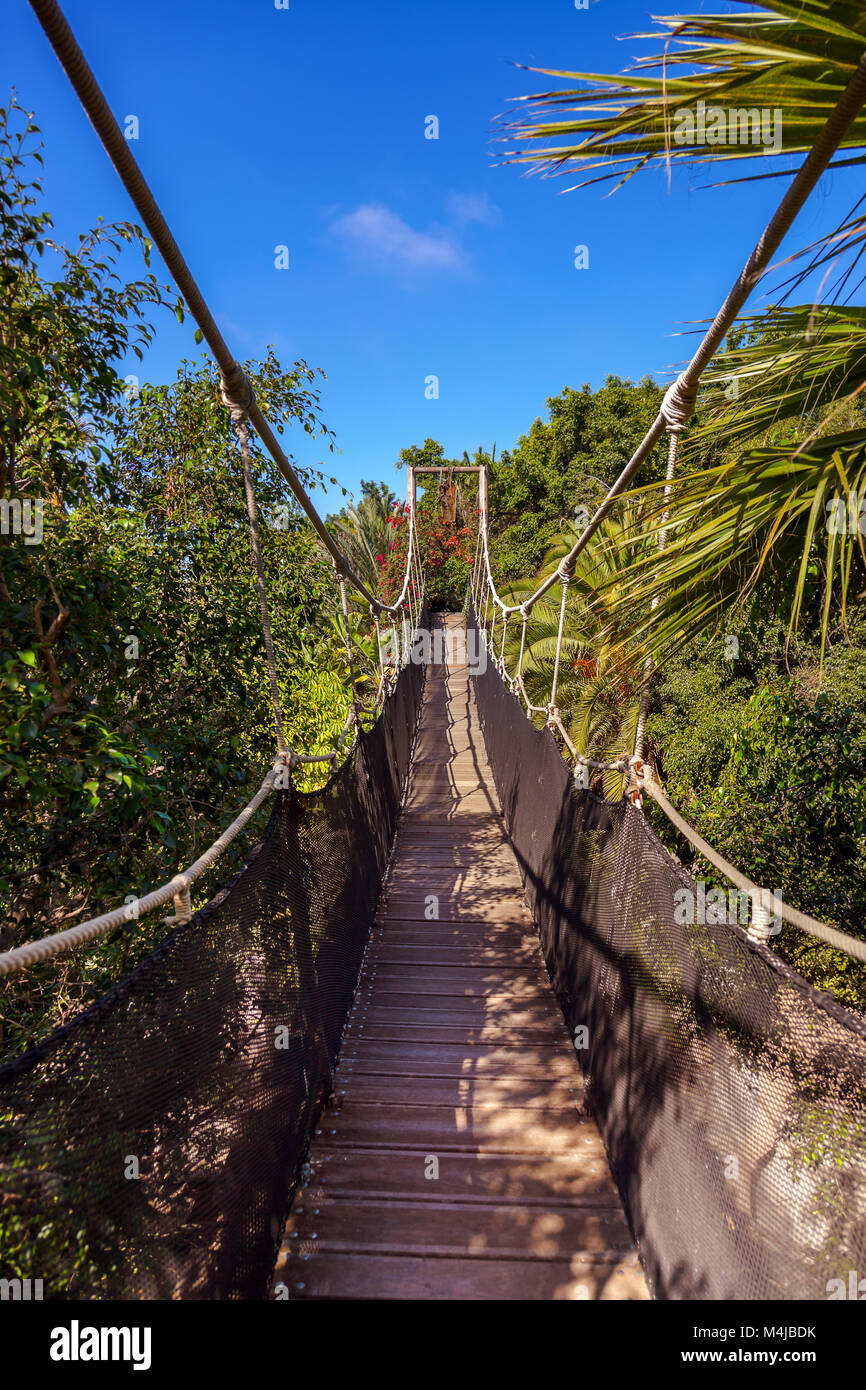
[659, 374, 699, 435]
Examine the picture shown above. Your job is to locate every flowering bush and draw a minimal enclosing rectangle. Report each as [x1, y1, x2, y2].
[377, 502, 476, 609]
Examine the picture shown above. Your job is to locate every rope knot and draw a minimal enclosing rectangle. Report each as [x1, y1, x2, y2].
[660, 374, 698, 435]
[220, 360, 254, 422]
[626, 755, 649, 806]
[556, 558, 575, 584]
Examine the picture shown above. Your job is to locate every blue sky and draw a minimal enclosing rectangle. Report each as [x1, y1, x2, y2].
[5, 0, 858, 507]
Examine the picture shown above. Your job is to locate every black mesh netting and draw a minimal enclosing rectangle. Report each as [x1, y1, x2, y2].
[470, 606, 866, 1301]
[0, 653, 423, 1300]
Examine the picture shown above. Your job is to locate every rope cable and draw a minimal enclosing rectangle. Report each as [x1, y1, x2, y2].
[231, 410, 289, 758]
[638, 770, 866, 965]
[338, 575, 361, 733]
[633, 428, 680, 761]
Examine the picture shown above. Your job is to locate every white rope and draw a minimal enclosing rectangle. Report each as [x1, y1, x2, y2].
[229, 407, 289, 759]
[338, 575, 362, 735]
[547, 576, 570, 726]
[372, 606, 388, 702]
[635, 765, 866, 965]
[634, 428, 680, 761]
[0, 766, 281, 976]
[514, 610, 528, 690]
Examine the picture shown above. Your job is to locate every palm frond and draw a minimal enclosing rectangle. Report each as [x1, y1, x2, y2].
[692, 304, 866, 446]
[602, 430, 866, 662]
[497, 1, 866, 192]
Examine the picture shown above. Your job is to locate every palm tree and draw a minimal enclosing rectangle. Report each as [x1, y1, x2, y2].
[497, 0, 866, 664]
[329, 479, 400, 595]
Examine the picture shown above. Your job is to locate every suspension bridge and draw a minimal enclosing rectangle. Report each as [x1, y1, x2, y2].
[2, 0, 866, 1302]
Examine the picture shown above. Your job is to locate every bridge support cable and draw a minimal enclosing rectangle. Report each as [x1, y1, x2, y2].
[230, 402, 289, 761]
[632, 425, 682, 763]
[637, 768, 866, 964]
[470, 592, 866, 959]
[546, 574, 570, 731]
[338, 575, 362, 737]
[0, 767, 280, 977]
[371, 607, 388, 706]
[513, 609, 528, 695]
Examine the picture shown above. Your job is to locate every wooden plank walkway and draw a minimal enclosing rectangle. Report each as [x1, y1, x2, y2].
[273, 614, 648, 1300]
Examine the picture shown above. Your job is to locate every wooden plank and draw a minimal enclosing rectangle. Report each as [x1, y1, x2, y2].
[387, 847, 519, 862]
[345, 1023, 565, 1047]
[318, 1102, 603, 1155]
[357, 1002, 563, 1027]
[366, 979, 548, 1001]
[380, 900, 531, 924]
[338, 1074, 584, 1109]
[304, 1147, 619, 1204]
[277, 1252, 648, 1301]
[371, 926, 535, 946]
[365, 946, 540, 968]
[366, 965, 547, 986]
[378, 907, 531, 926]
[283, 1197, 635, 1260]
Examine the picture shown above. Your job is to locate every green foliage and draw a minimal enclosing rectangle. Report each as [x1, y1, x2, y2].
[649, 612, 866, 1010]
[0, 101, 354, 1057]
[487, 376, 666, 580]
[327, 479, 399, 595]
[0, 98, 182, 506]
[0, 348, 341, 1056]
[495, 8, 866, 659]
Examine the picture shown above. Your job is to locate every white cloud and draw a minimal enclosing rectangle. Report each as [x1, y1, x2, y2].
[331, 203, 465, 272]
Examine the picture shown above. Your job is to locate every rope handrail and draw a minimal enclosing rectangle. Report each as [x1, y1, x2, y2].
[27, 0, 408, 621]
[636, 765, 866, 965]
[0, 604, 430, 979]
[0, 764, 280, 977]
